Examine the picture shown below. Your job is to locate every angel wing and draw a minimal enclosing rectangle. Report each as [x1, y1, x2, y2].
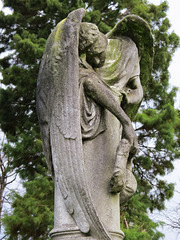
[36, 8, 112, 240]
[106, 14, 154, 88]
[106, 15, 154, 119]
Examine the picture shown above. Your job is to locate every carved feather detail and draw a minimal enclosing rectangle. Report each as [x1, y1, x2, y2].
[37, 8, 113, 240]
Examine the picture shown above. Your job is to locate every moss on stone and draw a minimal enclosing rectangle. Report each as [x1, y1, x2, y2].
[54, 18, 66, 43]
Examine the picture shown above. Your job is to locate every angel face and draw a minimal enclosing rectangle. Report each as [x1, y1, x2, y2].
[79, 23, 99, 51]
[86, 32, 108, 68]
[79, 23, 108, 68]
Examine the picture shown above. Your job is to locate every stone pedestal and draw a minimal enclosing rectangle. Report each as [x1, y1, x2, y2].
[51, 229, 124, 240]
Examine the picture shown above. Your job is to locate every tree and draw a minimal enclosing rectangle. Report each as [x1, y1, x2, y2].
[0, 0, 179, 239]
[163, 196, 180, 232]
[159, 178, 180, 236]
[2, 174, 54, 240]
[0, 133, 17, 232]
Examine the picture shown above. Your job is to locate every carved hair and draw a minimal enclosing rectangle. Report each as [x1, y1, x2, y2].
[79, 22, 107, 54]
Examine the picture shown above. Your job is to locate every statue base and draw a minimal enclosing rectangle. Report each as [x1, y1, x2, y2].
[50, 227, 125, 240]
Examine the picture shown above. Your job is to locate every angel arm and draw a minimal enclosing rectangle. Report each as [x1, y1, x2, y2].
[82, 74, 138, 195]
[82, 74, 138, 152]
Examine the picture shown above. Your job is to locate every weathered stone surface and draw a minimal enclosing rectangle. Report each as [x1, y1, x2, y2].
[37, 8, 153, 240]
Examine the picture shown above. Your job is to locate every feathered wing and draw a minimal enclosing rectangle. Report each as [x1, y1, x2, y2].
[106, 14, 154, 88]
[106, 15, 154, 119]
[37, 9, 113, 240]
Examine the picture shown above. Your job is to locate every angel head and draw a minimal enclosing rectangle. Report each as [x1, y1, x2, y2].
[79, 22, 108, 68]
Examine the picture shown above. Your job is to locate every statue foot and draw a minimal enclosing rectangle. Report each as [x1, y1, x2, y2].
[110, 169, 126, 193]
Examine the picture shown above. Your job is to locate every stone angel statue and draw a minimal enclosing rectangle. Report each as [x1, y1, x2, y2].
[36, 8, 153, 240]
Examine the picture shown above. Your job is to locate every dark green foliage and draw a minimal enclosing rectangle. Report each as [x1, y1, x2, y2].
[2, 175, 54, 240]
[0, 0, 180, 239]
[121, 194, 164, 239]
[3, 132, 47, 180]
